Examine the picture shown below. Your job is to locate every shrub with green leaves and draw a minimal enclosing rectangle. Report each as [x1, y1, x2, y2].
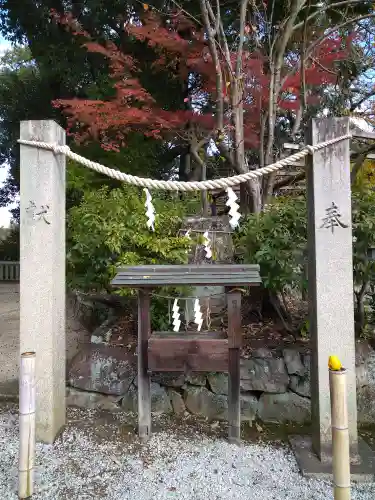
[67, 185, 198, 291]
[235, 186, 375, 336]
[235, 196, 307, 295]
[352, 188, 375, 333]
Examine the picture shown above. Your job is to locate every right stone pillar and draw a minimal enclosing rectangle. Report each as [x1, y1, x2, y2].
[306, 117, 358, 461]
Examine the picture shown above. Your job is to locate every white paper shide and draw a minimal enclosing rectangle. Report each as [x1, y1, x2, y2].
[202, 231, 212, 259]
[194, 298, 203, 331]
[144, 188, 156, 231]
[226, 187, 241, 229]
[172, 299, 181, 332]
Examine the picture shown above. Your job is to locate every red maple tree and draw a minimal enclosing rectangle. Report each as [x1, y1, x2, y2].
[51, 6, 354, 209]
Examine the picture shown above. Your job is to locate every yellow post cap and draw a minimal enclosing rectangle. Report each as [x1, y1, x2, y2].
[328, 355, 342, 371]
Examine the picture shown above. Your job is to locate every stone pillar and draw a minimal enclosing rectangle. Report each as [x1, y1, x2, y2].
[20, 121, 66, 443]
[307, 117, 358, 461]
[181, 216, 234, 326]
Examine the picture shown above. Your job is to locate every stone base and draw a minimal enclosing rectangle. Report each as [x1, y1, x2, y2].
[289, 435, 375, 482]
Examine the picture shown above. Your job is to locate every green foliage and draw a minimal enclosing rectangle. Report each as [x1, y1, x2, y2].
[0, 45, 58, 213]
[0, 33, 185, 218]
[0, 225, 19, 261]
[235, 196, 307, 294]
[235, 187, 375, 336]
[352, 159, 375, 191]
[67, 185, 199, 291]
[352, 188, 375, 291]
[352, 187, 375, 333]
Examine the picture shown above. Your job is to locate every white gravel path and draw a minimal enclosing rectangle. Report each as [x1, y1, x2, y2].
[0, 404, 374, 500]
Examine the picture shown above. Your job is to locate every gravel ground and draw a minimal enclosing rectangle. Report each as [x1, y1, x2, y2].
[0, 404, 374, 500]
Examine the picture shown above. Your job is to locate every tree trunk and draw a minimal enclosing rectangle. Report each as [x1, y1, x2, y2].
[240, 180, 262, 214]
[179, 151, 190, 182]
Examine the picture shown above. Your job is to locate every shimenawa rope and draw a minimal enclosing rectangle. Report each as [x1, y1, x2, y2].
[18, 134, 351, 191]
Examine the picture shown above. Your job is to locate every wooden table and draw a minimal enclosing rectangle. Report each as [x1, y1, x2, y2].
[111, 264, 261, 443]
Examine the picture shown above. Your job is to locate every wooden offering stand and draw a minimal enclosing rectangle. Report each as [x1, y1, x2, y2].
[111, 264, 261, 444]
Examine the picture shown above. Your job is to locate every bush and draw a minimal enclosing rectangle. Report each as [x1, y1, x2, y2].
[0, 226, 19, 261]
[235, 196, 307, 294]
[352, 188, 375, 334]
[67, 185, 198, 291]
[235, 186, 375, 336]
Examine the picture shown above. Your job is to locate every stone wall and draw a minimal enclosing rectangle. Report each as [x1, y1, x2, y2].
[67, 340, 375, 425]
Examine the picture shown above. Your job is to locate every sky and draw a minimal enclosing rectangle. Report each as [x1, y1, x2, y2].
[0, 34, 15, 228]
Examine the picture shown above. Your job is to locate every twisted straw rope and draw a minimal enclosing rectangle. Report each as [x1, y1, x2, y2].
[17, 134, 351, 191]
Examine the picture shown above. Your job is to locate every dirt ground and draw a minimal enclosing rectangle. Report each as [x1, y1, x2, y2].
[0, 283, 90, 397]
[0, 283, 19, 396]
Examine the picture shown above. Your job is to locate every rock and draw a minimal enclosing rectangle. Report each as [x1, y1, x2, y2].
[207, 373, 228, 395]
[357, 385, 375, 424]
[66, 387, 121, 411]
[184, 386, 228, 420]
[252, 347, 273, 359]
[241, 393, 258, 421]
[283, 349, 305, 376]
[303, 354, 311, 372]
[168, 389, 186, 415]
[352, 340, 374, 388]
[356, 364, 368, 388]
[121, 383, 173, 414]
[240, 357, 289, 393]
[289, 352, 311, 397]
[289, 375, 310, 398]
[68, 344, 136, 396]
[151, 383, 173, 414]
[185, 373, 207, 386]
[149, 373, 185, 388]
[355, 340, 374, 366]
[121, 385, 137, 412]
[258, 392, 311, 424]
[66, 295, 91, 363]
[88, 316, 118, 345]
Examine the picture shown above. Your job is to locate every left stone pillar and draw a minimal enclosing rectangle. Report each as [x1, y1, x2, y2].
[20, 121, 66, 443]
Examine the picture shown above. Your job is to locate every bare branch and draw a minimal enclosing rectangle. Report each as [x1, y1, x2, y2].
[293, 0, 372, 31]
[200, 0, 224, 131]
[207, 0, 221, 35]
[263, 0, 304, 201]
[306, 13, 375, 60]
[350, 90, 375, 112]
[206, 1, 233, 74]
[274, 171, 306, 191]
[236, 0, 248, 79]
[190, 147, 209, 214]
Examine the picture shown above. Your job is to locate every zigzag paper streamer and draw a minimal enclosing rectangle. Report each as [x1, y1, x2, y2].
[226, 187, 241, 229]
[194, 298, 203, 332]
[202, 231, 212, 259]
[172, 299, 181, 332]
[144, 188, 156, 231]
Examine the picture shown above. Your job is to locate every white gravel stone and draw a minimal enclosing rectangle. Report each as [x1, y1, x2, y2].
[0, 405, 374, 499]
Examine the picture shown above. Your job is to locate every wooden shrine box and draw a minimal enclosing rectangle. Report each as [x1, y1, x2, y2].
[111, 264, 261, 443]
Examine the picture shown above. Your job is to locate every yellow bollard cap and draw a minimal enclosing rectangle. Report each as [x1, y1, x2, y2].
[328, 355, 342, 371]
